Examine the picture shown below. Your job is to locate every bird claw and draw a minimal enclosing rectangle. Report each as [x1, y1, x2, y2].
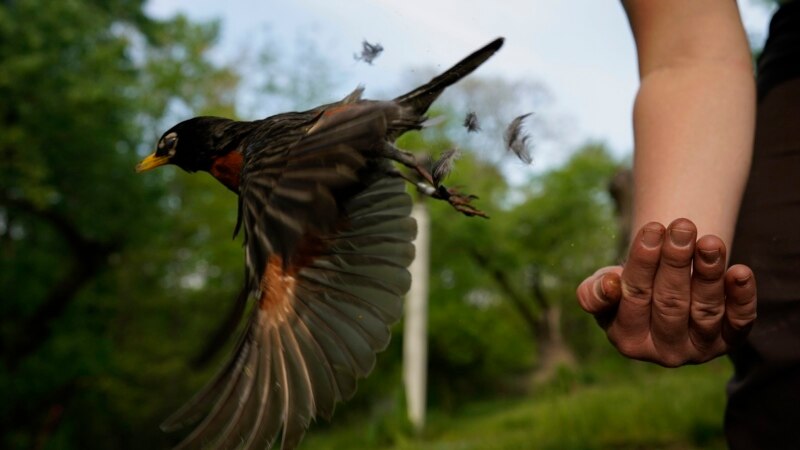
[433, 186, 488, 218]
[379, 143, 485, 217]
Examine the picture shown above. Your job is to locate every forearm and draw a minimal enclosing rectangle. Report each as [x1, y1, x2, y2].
[631, 61, 755, 249]
[624, 0, 756, 250]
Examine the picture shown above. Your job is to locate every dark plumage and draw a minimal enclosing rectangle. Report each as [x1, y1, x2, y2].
[353, 39, 383, 65]
[504, 112, 534, 165]
[136, 37, 505, 450]
[463, 111, 480, 132]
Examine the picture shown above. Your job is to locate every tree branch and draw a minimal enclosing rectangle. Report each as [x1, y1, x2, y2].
[468, 249, 542, 339]
[1, 193, 120, 368]
[0, 193, 95, 254]
[527, 266, 553, 341]
[527, 265, 550, 311]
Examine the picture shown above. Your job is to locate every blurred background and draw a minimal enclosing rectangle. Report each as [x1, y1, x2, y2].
[0, 0, 779, 449]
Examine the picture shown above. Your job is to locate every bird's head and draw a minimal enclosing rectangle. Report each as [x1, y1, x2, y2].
[136, 117, 236, 174]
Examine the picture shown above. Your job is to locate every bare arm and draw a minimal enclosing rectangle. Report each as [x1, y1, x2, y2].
[575, 1, 758, 366]
[624, 0, 755, 249]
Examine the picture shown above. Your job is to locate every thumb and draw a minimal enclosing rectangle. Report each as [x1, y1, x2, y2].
[577, 267, 623, 315]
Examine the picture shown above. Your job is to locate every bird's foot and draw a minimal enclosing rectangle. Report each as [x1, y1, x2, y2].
[432, 185, 488, 218]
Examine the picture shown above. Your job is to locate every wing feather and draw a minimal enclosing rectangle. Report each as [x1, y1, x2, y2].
[165, 169, 416, 450]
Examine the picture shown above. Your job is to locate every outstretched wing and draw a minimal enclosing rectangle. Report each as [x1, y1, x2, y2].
[237, 101, 404, 291]
[162, 103, 417, 450]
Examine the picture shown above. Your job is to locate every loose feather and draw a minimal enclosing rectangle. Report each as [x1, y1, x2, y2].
[353, 40, 383, 65]
[463, 111, 480, 132]
[504, 113, 534, 165]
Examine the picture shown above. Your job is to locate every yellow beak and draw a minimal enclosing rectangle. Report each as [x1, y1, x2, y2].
[136, 153, 170, 172]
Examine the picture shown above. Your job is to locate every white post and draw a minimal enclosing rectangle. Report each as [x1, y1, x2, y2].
[404, 202, 429, 433]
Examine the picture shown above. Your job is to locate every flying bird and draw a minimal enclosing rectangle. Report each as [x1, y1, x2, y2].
[136, 37, 505, 450]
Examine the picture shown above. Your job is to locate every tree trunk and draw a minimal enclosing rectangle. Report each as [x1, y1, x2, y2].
[467, 254, 577, 384]
[532, 304, 576, 383]
[527, 268, 576, 382]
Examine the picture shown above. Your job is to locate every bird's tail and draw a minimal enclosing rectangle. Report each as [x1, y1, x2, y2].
[393, 37, 504, 116]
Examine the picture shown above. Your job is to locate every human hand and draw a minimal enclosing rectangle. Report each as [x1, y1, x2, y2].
[576, 218, 757, 367]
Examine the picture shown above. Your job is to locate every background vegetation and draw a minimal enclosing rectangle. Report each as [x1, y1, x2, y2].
[1, 1, 770, 449]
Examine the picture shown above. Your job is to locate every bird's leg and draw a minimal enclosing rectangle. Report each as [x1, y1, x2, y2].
[381, 143, 487, 218]
[381, 143, 435, 186]
[383, 166, 429, 190]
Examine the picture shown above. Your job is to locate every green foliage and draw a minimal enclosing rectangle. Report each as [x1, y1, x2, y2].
[350, 116, 622, 421]
[0, 2, 701, 449]
[424, 151, 537, 403]
[308, 106, 623, 439]
[420, 139, 621, 399]
[0, 1, 240, 448]
[504, 144, 621, 357]
[303, 359, 731, 450]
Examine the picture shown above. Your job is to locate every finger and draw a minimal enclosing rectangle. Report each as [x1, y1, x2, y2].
[594, 271, 624, 329]
[576, 267, 623, 315]
[650, 218, 696, 350]
[611, 222, 665, 343]
[688, 234, 727, 353]
[722, 264, 757, 346]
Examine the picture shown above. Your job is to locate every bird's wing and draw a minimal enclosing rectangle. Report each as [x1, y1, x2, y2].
[238, 102, 401, 288]
[162, 103, 417, 450]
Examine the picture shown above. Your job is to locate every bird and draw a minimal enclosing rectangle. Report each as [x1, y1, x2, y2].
[136, 37, 505, 450]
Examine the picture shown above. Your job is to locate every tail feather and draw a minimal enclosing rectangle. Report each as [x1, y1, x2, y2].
[394, 37, 504, 116]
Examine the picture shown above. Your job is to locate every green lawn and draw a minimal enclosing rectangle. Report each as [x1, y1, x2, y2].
[303, 359, 732, 450]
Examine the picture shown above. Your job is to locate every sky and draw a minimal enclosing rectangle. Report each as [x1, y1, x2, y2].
[144, 0, 776, 168]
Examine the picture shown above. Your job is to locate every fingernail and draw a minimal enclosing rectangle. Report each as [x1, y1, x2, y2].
[669, 227, 694, 247]
[642, 226, 664, 248]
[735, 274, 752, 286]
[594, 275, 621, 302]
[699, 249, 720, 264]
[593, 277, 607, 300]
[602, 275, 620, 298]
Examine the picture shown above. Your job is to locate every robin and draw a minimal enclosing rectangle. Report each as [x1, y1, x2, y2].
[136, 37, 504, 450]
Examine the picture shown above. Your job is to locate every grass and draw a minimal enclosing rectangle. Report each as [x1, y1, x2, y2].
[302, 359, 732, 450]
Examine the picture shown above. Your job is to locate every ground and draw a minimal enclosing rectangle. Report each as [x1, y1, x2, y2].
[303, 358, 731, 450]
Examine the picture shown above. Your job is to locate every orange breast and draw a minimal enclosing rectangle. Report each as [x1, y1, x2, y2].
[209, 151, 244, 193]
[257, 233, 328, 322]
[259, 255, 295, 322]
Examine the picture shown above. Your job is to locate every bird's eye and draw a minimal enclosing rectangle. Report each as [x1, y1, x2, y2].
[164, 134, 177, 148]
[161, 133, 178, 156]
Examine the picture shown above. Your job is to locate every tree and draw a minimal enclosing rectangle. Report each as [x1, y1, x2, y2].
[424, 141, 620, 387]
[0, 1, 238, 448]
[500, 143, 620, 379]
[398, 72, 621, 384]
